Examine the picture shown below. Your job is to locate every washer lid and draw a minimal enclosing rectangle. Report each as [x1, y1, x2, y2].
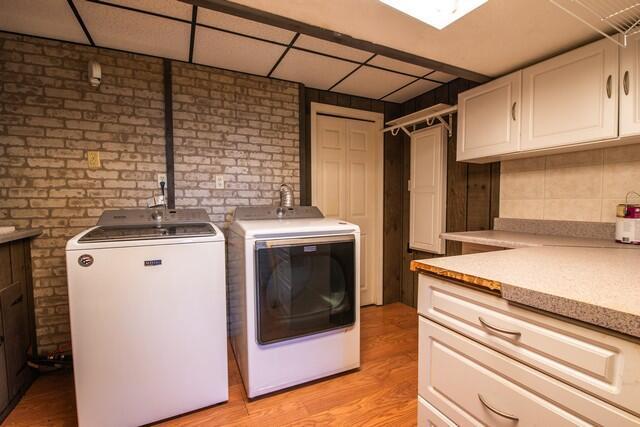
[78, 223, 216, 243]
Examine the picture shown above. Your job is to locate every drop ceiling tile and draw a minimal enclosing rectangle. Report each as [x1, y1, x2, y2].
[75, 0, 190, 60]
[0, 0, 88, 44]
[293, 34, 371, 62]
[428, 71, 457, 83]
[333, 66, 414, 100]
[382, 79, 441, 103]
[271, 49, 359, 90]
[194, 26, 286, 76]
[197, 8, 294, 44]
[368, 55, 432, 77]
[104, 0, 193, 20]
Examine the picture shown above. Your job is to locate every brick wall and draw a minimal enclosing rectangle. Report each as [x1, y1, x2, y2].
[0, 32, 300, 354]
[172, 62, 299, 224]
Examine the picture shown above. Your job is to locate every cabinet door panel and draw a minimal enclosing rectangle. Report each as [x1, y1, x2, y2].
[521, 38, 618, 150]
[1, 283, 29, 399]
[0, 245, 10, 291]
[620, 32, 640, 136]
[410, 126, 446, 254]
[457, 71, 521, 161]
[0, 313, 7, 411]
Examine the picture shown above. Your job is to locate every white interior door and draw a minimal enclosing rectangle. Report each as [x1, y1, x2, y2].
[410, 126, 447, 254]
[313, 113, 381, 306]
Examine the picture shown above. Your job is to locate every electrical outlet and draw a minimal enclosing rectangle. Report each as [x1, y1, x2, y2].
[87, 151, 101, 169]
[157, 173, 167, 189]
[215, 175, 224, 190]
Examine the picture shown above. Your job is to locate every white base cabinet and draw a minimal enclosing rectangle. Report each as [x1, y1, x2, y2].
[416, 274, 640, 426]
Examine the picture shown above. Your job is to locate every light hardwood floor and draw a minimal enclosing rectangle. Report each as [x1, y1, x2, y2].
[3, 303, 418, 426]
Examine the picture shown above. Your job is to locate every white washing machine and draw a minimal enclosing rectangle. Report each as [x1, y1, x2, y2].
[228, 206, 360, 398]
[66, 208, 228, 427]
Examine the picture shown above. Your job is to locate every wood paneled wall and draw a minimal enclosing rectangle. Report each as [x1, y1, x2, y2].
[298, 80, 500, 309]
[299, 87, 405, 304]
[399, 79, 501, 307]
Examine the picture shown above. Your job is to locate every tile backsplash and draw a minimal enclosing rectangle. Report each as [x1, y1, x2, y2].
[500, 144, 640, 222]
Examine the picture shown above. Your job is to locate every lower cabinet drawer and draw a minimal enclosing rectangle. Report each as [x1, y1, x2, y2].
[418, 274, 640, 413]
[419, 317, 640, 426]
[418, 395, 455, 427]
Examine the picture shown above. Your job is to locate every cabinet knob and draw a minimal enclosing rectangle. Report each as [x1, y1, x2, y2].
[511, 102, 516, 121]
[624, 70, 630, 96]
[606, 75, 613, 98]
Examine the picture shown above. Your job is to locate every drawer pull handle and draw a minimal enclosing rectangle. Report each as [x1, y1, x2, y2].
[478, 394, 519, 421]
[11, 294, 23, 307]
[624, 70, 630, 95]
[478, 317, 521, 337]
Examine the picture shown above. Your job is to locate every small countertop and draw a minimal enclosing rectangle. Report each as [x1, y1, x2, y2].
[0, 229, 42, 245]
[441, 230, 638, 249]
[411, 247, 640, 338]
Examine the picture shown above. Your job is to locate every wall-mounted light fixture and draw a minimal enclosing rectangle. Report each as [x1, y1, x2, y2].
[88, 60, 101, 87]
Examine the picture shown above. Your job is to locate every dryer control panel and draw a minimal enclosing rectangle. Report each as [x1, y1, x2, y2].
[234, 206, 324, 221]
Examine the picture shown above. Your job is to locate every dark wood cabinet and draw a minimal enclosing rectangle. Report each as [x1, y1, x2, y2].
[0, 236, 38, 422]
[2, 282, 30, 398]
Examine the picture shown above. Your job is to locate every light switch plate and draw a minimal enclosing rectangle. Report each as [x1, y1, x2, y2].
[215, 175, 224, 189]
[87, 151, 101, 168]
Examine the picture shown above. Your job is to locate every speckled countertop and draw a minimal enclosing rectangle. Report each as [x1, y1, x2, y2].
[441, 230, 639, 249]
[0, 228, 41, 245]
[412, 247, 640, 338]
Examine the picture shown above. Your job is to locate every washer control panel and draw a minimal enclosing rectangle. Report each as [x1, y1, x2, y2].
[97, 208, 211, 227]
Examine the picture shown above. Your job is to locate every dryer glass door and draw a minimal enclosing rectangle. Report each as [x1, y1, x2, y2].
[255, 235, 356, 344]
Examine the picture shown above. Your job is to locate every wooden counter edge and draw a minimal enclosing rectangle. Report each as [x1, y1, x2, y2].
[410, 259, 502, 292]
[0, 229, 43, 246]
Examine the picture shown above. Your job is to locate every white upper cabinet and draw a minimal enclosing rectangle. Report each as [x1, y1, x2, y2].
[410, 126, 447, 254]
[521, 38, 619, 150]
[457, 71, 521, 161]
[620, 33, 640, 136]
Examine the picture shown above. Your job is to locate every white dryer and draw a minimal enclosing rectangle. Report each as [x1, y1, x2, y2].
[66, 208, 228, 427]
[228, 206, 360, 398]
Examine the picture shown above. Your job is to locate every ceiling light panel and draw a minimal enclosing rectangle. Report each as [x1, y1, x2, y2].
[0, 0, 88, 44]
[104, 0, 193, 20]
[74, 0, 190, 60]
[333, 66, 415, 99]
[368, 55, 432, 77]
[428, 71, 457, 83]
[194, 26, 286, 76]
[197, 8, 295, 44]
[271, 49, 359, 90]
[293, 34, 372, 62]
[382, 79, 441, 103]
[380, 0, 488, 30]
